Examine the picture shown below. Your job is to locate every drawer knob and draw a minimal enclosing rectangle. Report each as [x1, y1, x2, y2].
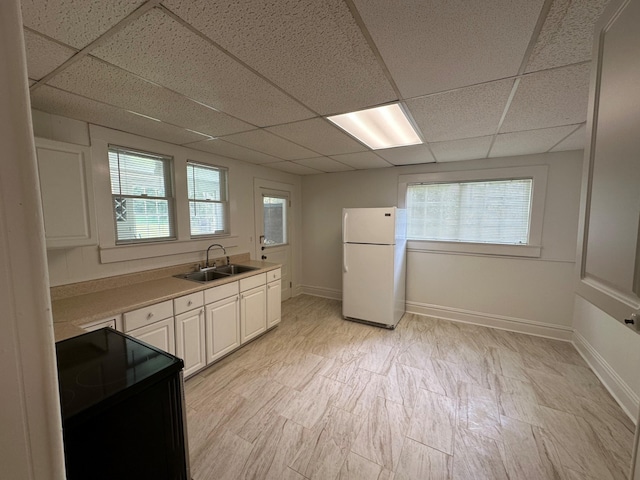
[147, 312, 154, 319]
[187, 300, 192, 306]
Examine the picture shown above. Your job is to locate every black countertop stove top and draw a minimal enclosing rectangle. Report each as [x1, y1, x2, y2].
[56, 328, 183, 422]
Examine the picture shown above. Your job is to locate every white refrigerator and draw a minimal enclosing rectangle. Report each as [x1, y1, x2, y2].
[342, 207, 407, 329]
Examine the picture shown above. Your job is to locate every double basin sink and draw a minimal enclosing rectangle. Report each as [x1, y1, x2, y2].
[174, 264, 259, 284]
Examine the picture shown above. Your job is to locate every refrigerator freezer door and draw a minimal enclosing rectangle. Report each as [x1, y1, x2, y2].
[343, 243, 395, 325]
[343, 207, 396, 245]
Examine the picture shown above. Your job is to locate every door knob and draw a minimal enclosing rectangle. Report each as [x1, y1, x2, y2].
[261, 255, 267, 260]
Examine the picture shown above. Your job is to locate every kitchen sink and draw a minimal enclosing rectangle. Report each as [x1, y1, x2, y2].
[215, 264, 260, 275]
[174, 269, 231, 283]
[174, 264, 259, 283]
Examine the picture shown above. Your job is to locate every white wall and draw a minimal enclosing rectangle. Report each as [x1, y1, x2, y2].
[573, 296, 640, 419]
[1, 2, 65, 477]
[302, 150, 583, 338]
[33, 110, 302, 288]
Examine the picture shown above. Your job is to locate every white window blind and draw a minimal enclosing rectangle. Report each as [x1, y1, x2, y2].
[187, 161, 229, 237]
[108, 146, 174, 243]
[406, 179, 533, 245]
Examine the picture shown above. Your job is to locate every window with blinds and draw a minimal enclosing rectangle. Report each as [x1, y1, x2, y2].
[406, 179, 533, 244]
[108, 146, 174, 243]
[187, 161, 229, 237]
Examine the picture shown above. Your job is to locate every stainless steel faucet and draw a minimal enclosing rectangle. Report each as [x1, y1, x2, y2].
[205, 243, 228, 268]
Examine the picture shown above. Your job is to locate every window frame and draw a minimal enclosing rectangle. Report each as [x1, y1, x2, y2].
[398, 165, 548, 258]
[186, 160, 230, 238]
[108, 144, 176, 245]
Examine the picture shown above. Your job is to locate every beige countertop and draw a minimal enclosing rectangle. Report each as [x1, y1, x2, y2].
[53, 260, 280, 342]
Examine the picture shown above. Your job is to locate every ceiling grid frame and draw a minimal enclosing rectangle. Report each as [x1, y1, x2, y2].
[22, 0, 605, 173]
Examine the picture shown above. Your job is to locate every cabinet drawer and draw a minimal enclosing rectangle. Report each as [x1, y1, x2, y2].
[240, 273, 266, 292]
[123, 300, 173, 332]
[267, 268, 282, 282]
[81, 315, 121, 332]
[205, 281, 239, 304]
[173, 291, 204, 315]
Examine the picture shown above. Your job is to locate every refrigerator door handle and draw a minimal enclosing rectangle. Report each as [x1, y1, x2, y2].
[342, 211, 348, 243]
[343, 243, 348, 273]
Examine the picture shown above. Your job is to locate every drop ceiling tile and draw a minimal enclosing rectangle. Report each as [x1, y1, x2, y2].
[430, 136, 493, 162]
[91, 9, 313, 127]
[30, 85, 208, 145]
[376, 144, 435, 165]
[551, 123, 586, 152]
[294, 157, 355, 173]
[220, 130, 317, 161]
[48, 56, 253, 137]
[525, 0, 610, 73]
[266, 119, 366, 156]
[267, 162, 323, 175]
[501, 63, 591, 133]
[163, 0, 396, 115]
[406, 79, 514, 142]
[185, 139, 282, 165]
[23, 29, 76, 80]
[352, 0, 544, 98]
[20, 0, 146, 49]
[490, 125, 578, 158]
[329, 152, 392, 170]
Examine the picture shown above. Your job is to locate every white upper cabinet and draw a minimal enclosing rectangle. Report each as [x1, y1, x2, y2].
[35, 138, 97, 248]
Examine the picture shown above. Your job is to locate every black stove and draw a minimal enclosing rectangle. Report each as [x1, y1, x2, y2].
[56, 328, 189, 480]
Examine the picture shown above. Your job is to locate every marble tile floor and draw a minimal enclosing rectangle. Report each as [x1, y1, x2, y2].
[184, 295, 636, 480]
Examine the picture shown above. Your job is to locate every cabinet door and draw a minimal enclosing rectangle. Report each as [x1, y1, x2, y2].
[206, 295, 240, 364]
[35, 138, 97, 248]
[128, 317, 175, 355]
[175, 308, 206, 377]
[267, 280, 281, 328]
[240, 285, 266, 344]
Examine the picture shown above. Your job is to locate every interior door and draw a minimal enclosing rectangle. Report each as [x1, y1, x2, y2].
[577, 1, 640, 476]
[255, 185, 292, 301]
[577, 0, 640, 329]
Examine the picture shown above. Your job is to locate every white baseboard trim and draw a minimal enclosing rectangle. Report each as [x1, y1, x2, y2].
[405, 301, 574, 341]
[573, 331, 639, 424]
[300, 285, 342, 300]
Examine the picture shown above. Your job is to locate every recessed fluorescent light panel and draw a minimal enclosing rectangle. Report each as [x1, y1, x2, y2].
[327, 103, 423, 150]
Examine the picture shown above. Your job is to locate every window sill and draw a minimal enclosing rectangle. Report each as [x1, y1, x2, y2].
[100, 236, 238, 263]
[407, 240, 542, 258]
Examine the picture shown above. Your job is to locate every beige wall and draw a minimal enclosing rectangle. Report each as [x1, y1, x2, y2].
[302, 150, 583, 337]
[33, 110, 303, 288]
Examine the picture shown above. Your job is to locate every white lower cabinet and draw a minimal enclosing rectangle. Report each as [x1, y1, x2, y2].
[115, 269, 280, 375]
[267, 280, 281, 328]
[240, 285, 267, 344]
[205, 294, 240, 364]
[128, 317, 176, 355]
[175, 307, 206, 377]
[124, 300, 175, 354]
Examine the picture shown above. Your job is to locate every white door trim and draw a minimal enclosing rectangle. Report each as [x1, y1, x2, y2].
[254, 178, 295, 300]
